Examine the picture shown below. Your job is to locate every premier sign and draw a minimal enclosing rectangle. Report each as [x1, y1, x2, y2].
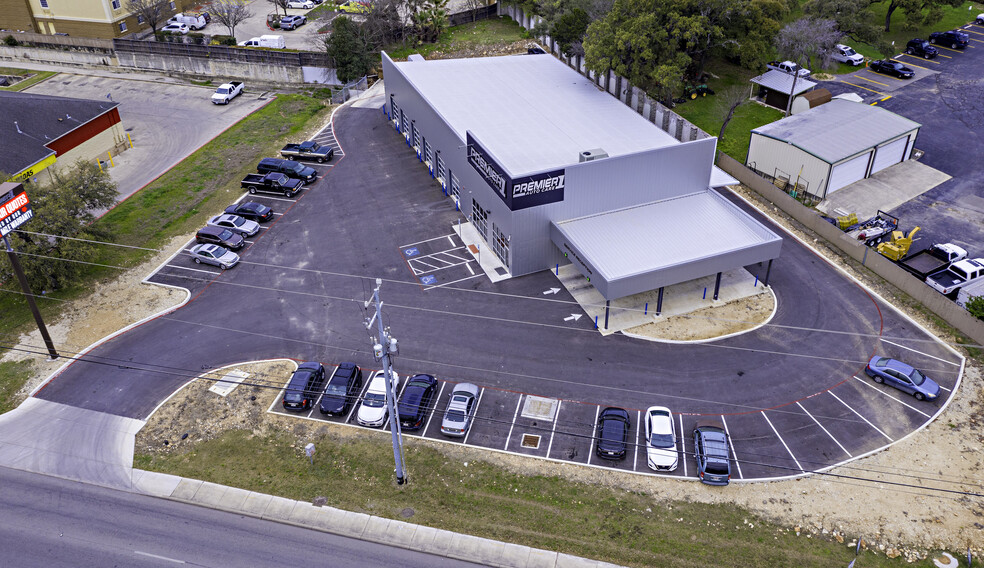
[0, 187, 33, 238]
[466, 133, 565, 211]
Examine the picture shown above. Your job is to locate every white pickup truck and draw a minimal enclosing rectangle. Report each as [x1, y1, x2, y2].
[766, 60, 811, 78]
[926, 258, 984, 296]
[211, 81, 244, 105]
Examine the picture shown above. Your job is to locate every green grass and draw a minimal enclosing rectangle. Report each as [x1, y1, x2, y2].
[0, 68, 57, 91]
[384, 16, 529, 60]
[135, 429, 926, 568]
[0, 360, 34, 414]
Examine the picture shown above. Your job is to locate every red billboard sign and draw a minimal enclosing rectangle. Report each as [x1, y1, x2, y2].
[0, 190, 33, 237]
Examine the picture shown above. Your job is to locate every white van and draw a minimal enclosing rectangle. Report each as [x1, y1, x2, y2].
[238, 35, 286, 49]
[167, 12, 207, 30]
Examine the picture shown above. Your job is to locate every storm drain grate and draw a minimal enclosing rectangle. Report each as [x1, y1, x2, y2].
[521, 434, 541, 449]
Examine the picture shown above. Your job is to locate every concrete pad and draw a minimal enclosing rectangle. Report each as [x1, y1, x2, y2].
[261, 496, 297, 521]
[220, 486, 252, 511]
[170, 478, 204, 501]
[497, 543, 533, 568]
[556, 552, 603, 567]
[816, 159, 950, 220]
[447, 533, 505, 566]
[241, 492, 274, 516]
[526, 548, 561, 568]
[208, 369, 248, 397]
[554, 263, 770, 336]
[192, 481, 229, 507]
[130, 470, 182, 497]
[362, 517, 417, 549]
[453, 221, 511, 283]
[350, 80, 385, 109]
[409, 524, 454, 557]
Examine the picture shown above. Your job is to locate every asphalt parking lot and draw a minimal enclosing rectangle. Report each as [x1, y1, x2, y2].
[820, 19, 984, 252]
[24, 72, 271, 204]
[36, 100, 962, 482]
[230, 0, 336, 51]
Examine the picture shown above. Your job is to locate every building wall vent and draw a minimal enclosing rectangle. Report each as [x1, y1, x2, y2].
[579, 148, 608, 163]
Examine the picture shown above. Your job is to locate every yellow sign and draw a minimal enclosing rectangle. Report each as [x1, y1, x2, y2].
[10, 153, 57, 182]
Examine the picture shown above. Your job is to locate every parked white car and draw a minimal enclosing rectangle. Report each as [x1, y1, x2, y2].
[644, 406, 678, 471]
[832, 44, 864, 66]
[160, 23, 190, 35]
[286, 0, 315, 8]
[357, 370, 399, 427]
[977, 13, 984, 24]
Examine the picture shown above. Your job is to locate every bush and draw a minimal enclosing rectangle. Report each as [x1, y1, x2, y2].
[212, 35, 237, 46]
[188, 32, 206, 45]
[967, 296, 984, 321]
[4, 35, 18, 47]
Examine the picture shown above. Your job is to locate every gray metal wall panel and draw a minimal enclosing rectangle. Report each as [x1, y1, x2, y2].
[747, 133, 830, 196]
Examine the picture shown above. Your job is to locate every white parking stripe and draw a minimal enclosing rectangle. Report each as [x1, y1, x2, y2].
[425, 255, 455, 266]
[504, 395, 524, 450]
[245, 194, 296, 203]
[345, 379, 370, 424]
[796, 401, 852, 458]
[462, 387, 484, 445]
[761, 412, 803, 472]
[165, 265, 221, 275]
[720, 415, 743, 479]
[633, 409, 641, 471]
[447, 235, 454, 246]
[829, 391, 893, 441]
[939, 385, 951, 392]
[410, 259, 440, 271]
[588, 405, 601, 464]
[423, 273, 483, 290]
[441, 252, 469, 263]
[851, 375, 931, 418]
[679, 413, 687, 477]
[466, 263, 475, 275]
[400, 233, 457, 248]
[422, 381, 446, 434]
[413, 259, 475, 275]
[879, 338, 960, 366]
[546, 400, 562, 457]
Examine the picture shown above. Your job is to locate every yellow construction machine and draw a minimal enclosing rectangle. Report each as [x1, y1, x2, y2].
[877, 226, 921, 261]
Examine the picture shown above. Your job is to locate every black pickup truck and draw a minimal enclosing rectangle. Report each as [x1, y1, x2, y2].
[256, 158, 317, 184]
[281, 141, 334, 163]
[241, 172, 303, 197]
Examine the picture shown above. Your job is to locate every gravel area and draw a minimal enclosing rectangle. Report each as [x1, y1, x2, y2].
[5, 185, 982, 561]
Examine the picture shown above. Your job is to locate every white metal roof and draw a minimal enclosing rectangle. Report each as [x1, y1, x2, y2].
[751, 98, 921, 164]
[553, 190, 778, 281]
[389, 54, 680, 175]
[750, 70, 817, 95]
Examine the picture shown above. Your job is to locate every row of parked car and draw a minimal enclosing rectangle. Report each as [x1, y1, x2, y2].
[281, 363, 481, 437]
[870, 29, 972, 79]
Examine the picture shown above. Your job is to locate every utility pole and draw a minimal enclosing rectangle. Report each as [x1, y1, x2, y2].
[365, 279, 406, 485]
[3, 235, 58, 360]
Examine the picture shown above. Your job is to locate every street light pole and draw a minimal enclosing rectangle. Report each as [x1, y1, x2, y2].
[366, 279, 406, 485]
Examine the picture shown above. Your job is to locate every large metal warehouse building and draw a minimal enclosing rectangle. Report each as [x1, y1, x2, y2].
[381, 52, 782, 300]
[746, 99, 920, 201]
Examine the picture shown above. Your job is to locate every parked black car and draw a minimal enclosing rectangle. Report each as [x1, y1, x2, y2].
[225, 201, 274, 223]
[283, 362, 326, 411]
[929, 30, 969, 48]
[319, 362, 363, 415]
[195, 225, 245, 250]
[869, 60, 914, 79]
[905, 39, 938, 59]
[397, 374, 438, 430]
[257, 158, 318, 184]
[694, 419, 731, 486]
[595, 407, 630, 460]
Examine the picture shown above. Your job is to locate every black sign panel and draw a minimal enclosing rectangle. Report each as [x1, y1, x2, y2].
[466, 133, 565, 211]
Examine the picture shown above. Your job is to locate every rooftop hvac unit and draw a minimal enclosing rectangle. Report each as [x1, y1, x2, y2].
[579, 148, 608, 163]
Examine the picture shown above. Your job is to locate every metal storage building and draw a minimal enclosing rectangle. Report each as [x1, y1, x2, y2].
[381, 52, 782, 301]
[746, 99, 920, 200]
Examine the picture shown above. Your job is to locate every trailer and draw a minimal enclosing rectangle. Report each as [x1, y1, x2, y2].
[845, 210, 899, 246]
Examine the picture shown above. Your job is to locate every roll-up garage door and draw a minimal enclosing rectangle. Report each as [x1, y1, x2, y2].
[827, 151, 871, 196]
[390, 99, 400, 129]
[869, 136, 909, 175]
[422, 138, 432, 171]
[436, 153, 446, 190]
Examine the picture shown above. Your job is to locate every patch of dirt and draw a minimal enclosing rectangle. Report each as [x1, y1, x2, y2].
[423, 39, 531, 61]
[626, 292, 773, 341]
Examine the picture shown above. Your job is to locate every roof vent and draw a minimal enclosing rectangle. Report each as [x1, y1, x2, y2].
[579, 148, 608, 163]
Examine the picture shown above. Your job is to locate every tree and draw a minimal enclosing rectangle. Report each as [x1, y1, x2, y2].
[774, 17, 842, 114]
[716, 85, 748, 142]
[551, 7, 590, 56]
[0, 161, 116, 292]
[412, 0, 449, 43]
[804, 0, 881, 44]
[719, 0, 788, 69]
[462, 0, 487, 23]
[206, 0, 254, 38]
[126, 0, 171, 38]
[322, 16, 376, 83]
[881, 0, 962, 32]
[267, 0, 288, 17]
[967, 295, 984, 321]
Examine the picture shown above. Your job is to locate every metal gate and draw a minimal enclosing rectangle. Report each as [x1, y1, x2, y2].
[435, 153, 446, 192]
[450, 171, 461, 200]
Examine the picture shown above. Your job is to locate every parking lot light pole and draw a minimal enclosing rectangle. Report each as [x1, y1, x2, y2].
[366, 279, 406, 485]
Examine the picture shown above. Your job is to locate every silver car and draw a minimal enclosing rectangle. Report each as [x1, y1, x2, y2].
[207, 214, 259, 237]
[189, 243, 239, 269]
[440, 382, 479, 437]
[356, 370, 399, 428]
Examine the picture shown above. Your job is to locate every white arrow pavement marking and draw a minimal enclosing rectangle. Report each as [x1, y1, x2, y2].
[563, 314, 582, 322]
[542, 287, 561, 295]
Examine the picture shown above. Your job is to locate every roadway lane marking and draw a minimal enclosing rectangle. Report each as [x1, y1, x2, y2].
[932, 44, 966, 53]
[829, 391, 893, 442]
[462, 387, 484, 445]
[879, 338, 961, 366]
[423, 380, 446, 433]
[720, 415, 743, 479]
[851, 375, 931, 418]
[400, 233, 457, 248]
[633, 409, 641, 471]
[503, 395, 524, 450]
[761, 412, 803, 472]
[796, 401, 852, 458]
[587, 405, 601, 464]
[423, 273, 483, 290]
[679, 413, 687, 477]
[899, 60, 933, 70]
[546, 400, 562, 457]
[899, 54, 941, 64]
[134, 551, 185, 564]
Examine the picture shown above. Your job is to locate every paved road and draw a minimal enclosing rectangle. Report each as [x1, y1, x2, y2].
[0, 466, 483, 568]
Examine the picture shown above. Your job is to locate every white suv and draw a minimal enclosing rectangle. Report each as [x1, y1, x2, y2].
[832, 44, 864, 66]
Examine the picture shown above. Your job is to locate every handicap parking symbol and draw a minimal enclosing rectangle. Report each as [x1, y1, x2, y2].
[420, 275, 437, 285]
[404, 247, 420, 257]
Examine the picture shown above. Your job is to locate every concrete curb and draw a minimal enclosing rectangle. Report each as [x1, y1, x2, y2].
[131, 469, 625, 568]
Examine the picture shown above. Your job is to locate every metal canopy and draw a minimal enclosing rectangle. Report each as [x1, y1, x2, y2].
[550, 190, 782, 300]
